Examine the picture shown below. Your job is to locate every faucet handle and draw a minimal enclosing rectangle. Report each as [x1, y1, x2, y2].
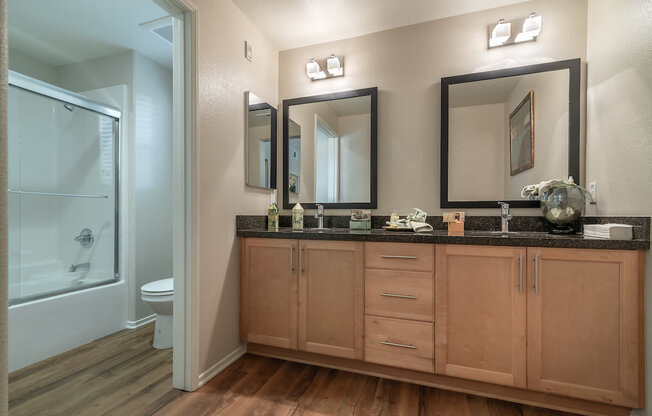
[498, 202, 511, 216]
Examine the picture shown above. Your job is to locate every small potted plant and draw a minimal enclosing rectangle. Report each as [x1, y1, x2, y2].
[521, 177, 593, 234]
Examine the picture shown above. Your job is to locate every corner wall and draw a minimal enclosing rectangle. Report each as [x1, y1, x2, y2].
[191, 0, 278, 379]
[585, 1, 652, 414]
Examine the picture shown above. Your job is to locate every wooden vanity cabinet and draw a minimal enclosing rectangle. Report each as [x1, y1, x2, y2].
[435, 245, 527, 388]
[436, 244, 644, 407]
[526, 248, 644, 408]
[240, 238, 364, 358]
[241, 237, 646, 413]
[298, 240, 365, 360]
[240, 238, 298, 349]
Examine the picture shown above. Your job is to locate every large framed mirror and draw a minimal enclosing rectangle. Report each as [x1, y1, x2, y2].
[246, 91, 277, 189]
[283, 87, 378, 209]
[440, 58, 581, 208]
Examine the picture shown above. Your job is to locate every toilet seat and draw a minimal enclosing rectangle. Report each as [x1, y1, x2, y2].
[141, 278, 173, 296]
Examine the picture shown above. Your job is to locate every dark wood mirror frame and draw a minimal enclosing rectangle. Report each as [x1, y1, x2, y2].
[283, 87, 378, 210]
[440, 58, 581, 208]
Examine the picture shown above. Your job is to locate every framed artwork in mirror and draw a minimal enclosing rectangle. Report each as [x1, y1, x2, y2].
[509, 90, 534, 176]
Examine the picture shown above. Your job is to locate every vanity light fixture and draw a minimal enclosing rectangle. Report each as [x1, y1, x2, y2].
[306, 59, 326, 80]
[306, 55, 344, 80]
[488, 13, 542, 48]
[489, 19, 511, 47]
[327, 54, 343, 76]
[515, 13, 542, 43]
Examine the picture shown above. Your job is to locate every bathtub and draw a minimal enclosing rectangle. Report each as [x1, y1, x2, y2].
[9, 277, 127, 372]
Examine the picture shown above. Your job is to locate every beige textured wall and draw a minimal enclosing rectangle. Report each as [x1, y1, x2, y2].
[1, 0, 8, 413]
[192, 0, 278, 376]
[278, 0, 588, 217]
[585, 1, 652, 414]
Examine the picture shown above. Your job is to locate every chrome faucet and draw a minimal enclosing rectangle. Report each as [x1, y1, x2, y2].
[69, 262, 90, 273]
[314, 204, 325, 229]
[498, 202, 512, 233]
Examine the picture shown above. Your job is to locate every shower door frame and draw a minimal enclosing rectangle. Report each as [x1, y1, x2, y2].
[7, 70, 121, 306]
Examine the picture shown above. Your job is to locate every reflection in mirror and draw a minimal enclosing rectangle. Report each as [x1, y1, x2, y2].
[288, 119, 301, 194]
[246, 92, 277, 189]
[283, 88, 377, 209]
[441, 59, 580, 208]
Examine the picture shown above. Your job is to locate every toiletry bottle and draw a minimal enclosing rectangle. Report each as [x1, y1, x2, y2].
[267, 203, 279, 231]
[292, 203, 304, 230]
[390, 210, 399, 223]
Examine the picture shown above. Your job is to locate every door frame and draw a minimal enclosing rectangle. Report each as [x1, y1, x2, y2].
[154, 0, 199, 391]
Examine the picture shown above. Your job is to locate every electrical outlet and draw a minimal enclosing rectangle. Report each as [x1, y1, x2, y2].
[588, 182, 598, 203]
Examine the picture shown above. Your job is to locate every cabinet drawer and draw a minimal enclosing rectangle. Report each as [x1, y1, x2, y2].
[365, 269, 434, 322]
[365, 242, 434, 272]
[365, 316, 434, 373]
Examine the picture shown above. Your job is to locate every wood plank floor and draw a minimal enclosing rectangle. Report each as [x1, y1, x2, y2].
[10, 325, 580, 416]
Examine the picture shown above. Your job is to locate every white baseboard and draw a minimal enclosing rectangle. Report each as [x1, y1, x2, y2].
[197, 345, 247, 388]
[126, 314, 157, 329]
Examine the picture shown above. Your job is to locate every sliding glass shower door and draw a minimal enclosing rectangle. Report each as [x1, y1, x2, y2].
[8, 72, 120, 305]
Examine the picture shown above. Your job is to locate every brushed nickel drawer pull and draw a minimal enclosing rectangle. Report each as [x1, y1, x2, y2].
[380, 340, 417, 349]
[380, 255, 417, 259]
[380, 292, 417, 300]
[290, 246, 294, 273]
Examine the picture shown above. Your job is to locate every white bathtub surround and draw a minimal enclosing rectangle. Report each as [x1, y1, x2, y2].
[8, 280, 127, 372]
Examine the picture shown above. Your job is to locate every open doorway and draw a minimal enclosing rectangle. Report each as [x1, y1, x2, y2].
[6, 0, 196, 412]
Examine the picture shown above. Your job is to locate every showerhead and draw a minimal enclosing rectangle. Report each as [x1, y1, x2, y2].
[63, 103, 75, 112]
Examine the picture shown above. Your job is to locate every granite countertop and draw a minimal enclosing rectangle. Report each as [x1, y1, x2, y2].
[236, 216, 651, 250]
[236, 227, 650, 250]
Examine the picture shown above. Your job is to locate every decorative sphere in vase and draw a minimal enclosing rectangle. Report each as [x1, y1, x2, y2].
[540, 186, 586, 234]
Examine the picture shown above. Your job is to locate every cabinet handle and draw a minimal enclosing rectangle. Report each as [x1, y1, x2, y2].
[380, 255, 417, 259]
[290, 245, 294, 273]
[534, 254, 539, 294]
[380, 340, 417, 349]
[519, 254, 523, 294]
[380, 292, 417, 300]
[300, 246, 304, 273]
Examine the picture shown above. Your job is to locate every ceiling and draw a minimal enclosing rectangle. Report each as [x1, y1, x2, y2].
[233, 0, 531, 51]
[8, 0, 173, 69]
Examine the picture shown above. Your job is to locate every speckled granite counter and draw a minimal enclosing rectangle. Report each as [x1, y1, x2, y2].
[236, 216, 650, 250]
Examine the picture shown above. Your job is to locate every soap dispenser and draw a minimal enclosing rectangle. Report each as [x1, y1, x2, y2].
[292, 203, 304, 230]
[267, 202, 279, 231]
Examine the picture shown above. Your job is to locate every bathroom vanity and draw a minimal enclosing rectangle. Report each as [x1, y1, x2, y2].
[238, 223, 648, 416]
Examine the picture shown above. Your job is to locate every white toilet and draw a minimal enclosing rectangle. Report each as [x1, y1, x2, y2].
[141, 278, 173, 349]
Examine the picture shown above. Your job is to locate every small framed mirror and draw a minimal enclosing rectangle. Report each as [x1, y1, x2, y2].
[283, 87, 378, 209]
[440, 58, 581, 208]
[245, 92, 277, 189]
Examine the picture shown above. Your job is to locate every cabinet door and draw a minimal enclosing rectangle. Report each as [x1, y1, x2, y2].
[298, 240, 364, 359]
[435, 245, 527, 388]
[527, 248, 643, 407]
[240, 238, 298, 349]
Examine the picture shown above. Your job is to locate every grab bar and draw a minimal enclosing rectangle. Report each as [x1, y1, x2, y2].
[8, 189, 108, 199]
